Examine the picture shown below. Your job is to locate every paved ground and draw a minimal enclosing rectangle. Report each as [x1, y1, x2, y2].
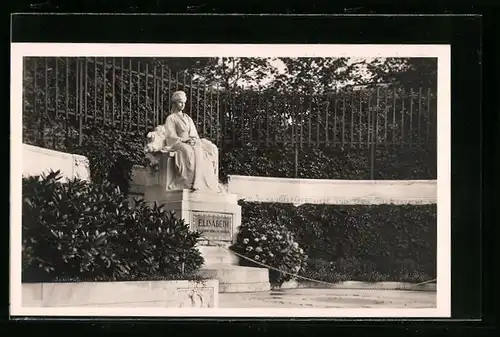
[219, 288, 436, 308]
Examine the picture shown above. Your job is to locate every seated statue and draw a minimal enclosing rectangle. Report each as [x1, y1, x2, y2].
[145, 90, 222, 193]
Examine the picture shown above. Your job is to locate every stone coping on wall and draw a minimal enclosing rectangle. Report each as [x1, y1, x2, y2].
[227, 175, 437, 205]
[22, 279, 219, 308]
[22, 143, 90, 181]
[22, 144, 437, 206]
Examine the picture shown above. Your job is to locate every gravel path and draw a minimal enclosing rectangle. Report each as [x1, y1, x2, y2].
[219, 288, 436, 308]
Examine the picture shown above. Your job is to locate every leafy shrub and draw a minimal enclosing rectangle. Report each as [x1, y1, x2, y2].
[71, 126, 148, 196]
[230, 219, 308, 288]
[22, 170, 204, 283]
[23, 121, 149, 197]
[219, 143, 436, 184]
[238, 201, 436, 284]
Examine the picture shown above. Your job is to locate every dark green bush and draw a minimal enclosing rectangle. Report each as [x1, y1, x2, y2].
[71, 126, 148, 196]
[24, 123, 149, 196]
[22, 170, 204, 283]
[238, 201, 436, 284]
[219, 143, 436, 184]
[230, 220, 308, 288]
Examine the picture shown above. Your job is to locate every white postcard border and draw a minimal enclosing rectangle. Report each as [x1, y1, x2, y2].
[10, 43, 451, 318]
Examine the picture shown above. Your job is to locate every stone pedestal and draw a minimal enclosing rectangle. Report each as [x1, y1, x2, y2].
[143, 186, 270, 293]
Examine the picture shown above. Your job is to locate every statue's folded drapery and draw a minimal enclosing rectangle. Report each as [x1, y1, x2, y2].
[164, 112, 219, 191]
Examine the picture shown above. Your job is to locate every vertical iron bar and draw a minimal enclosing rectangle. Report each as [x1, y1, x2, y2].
[84, 58, 88, 123]
[55, 58, 59, 118]
[209, 89, 214, 140]
[112, 58, 116, 126]
[376, 87, 380, 145]
[183, 70, 187, 91]
[392, 88, 397, 146]
[325, 95, 330, 146]
[370, 88, 378, 180]
[216, 83, 220, 145]
[350, 93, 354, 148]
[266, 99, 270, 146]
[78, 60, 84, 146]
[418, 87, 423, 143]
[196, 79, 200, 126]
[409, 88, 414, 148]
[145, 63, 149, 130]
[189, 73, 193, 116]
[120, 58, 124, 129]
[160, 65, 165, 123]
[153, 62, 157, 125]
[32, 59, 38, 144]
[359, 91, 363, 148]
[299, 96, 303, 148]
[137, 61, 140, 131]
[401, 88, 405, 147]
[384, 88, 388, 146]
[203, 86, 207, 135]
[129, 59, 132, 127]
[308, 96, 312, 146]
[75, 58, 79, 119]
[232, 93, 236, 145]
[44, 58, 48, 117]
[367, 94, 371, 148]
[375, 87, 380, 146]
[333, 96, 338, 147]
[426, 88, 431, 141]
[103, 57, 107, 125]
[94, 57, 97, 124]
[241, 94, 246, 145]
[168, 68, 172, 109]
[257, 92, 262, 147]
[316, 97, 321, 145]
[42, 58, 48, 146]
[65, 58, 69, 121]
[341, 96, 346, 148]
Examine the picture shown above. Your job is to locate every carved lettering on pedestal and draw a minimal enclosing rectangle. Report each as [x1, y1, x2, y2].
[192, 212, 232, 242]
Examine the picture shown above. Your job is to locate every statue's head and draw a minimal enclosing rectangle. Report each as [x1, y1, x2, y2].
[171, 91, 187, 112]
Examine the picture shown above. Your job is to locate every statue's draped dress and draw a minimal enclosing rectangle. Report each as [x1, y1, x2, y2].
[164, 112, 219, 191]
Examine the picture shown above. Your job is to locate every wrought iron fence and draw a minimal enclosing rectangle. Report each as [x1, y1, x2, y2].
[22, 57, 437, 178]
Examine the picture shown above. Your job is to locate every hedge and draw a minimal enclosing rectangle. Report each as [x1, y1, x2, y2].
[239, 201, 437, 283]
[219, 143, 436, 184]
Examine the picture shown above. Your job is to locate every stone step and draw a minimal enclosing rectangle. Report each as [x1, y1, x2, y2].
[198, 264, 271, 293]
[197, 246, 239, 266]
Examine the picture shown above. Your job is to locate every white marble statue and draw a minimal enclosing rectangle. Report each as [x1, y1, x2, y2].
[145, 90, 222, 193]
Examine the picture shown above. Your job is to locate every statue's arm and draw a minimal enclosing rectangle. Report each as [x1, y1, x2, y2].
[188, 117, 201, 139]
[165, 116, 189, 145]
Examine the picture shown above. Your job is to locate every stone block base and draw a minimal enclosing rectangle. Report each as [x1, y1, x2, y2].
[198, 264, 271, 293]
[197, 245, 239, 265]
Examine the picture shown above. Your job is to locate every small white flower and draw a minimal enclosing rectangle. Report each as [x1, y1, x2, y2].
[243, 238, 249, 244]
[292, 242, 299, 249]
[246, 246, 253, 252]
[299, 248, 304, 254]
[254, 255, 260, 260]
[254, 237, 260, 242]
[255, 247, 263, 253]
